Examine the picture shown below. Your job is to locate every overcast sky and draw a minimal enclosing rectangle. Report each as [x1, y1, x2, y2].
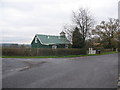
[0, 0, 119, 44]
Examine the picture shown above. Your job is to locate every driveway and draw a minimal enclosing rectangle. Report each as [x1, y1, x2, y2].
[2, 54, 118, 88]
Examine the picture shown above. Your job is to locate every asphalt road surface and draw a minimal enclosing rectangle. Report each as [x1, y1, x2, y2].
[2, 54, 118, 88]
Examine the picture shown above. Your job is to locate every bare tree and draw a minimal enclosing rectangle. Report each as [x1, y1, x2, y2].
[64, 8, 95, 47]
[63, 25, 74, 42]
[92, 18, 120, 48]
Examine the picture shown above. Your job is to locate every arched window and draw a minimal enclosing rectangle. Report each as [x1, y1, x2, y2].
[35, 37, 37, 43]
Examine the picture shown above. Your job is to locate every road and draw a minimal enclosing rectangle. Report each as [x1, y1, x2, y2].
[2, 54, 118, 88]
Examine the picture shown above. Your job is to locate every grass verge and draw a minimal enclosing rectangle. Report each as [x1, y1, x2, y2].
[1, 51, 118, 58]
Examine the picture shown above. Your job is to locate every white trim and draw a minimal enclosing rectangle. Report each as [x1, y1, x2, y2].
[46, 43, 55, 45]
[36, 35, 51, 45]
[36, 36, 45, 45]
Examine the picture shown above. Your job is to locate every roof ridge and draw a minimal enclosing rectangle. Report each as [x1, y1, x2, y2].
[36, 34, 60, 37]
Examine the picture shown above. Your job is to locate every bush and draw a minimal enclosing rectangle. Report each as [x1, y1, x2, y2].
[2, 48, 87, 56]
[93, 47, 112, 53]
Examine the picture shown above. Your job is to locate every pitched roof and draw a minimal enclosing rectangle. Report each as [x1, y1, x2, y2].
[36, 34, 70, 45]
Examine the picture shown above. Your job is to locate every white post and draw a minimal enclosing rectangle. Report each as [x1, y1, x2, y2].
[89, 48, 91, 54]
[116, 48, 118, 52]
[91, 48, 93, 54]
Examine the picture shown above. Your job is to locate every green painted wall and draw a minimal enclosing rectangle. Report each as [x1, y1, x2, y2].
[57, 44, 65, 48]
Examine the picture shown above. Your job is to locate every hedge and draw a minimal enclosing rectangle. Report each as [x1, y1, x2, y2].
[2, 48, 87, 56]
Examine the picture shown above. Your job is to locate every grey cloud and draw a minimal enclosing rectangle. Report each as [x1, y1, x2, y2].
[1, 0, 119, 44]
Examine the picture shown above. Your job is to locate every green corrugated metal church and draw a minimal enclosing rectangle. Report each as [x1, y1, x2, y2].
[31, 31, 71, 48]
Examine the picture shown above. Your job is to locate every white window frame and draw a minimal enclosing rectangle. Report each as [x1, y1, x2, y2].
[52, 45, 57, 49]
[35, 37, 37, 43]
[65, 44, 68, 48]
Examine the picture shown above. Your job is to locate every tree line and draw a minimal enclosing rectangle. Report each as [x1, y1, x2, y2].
[64, 8, 120, 49]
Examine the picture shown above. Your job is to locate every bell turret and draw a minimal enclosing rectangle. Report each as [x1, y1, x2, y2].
[60, 31, 66, 37]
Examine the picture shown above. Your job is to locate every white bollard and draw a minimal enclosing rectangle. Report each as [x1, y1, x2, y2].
[88, 48, 96, 54]
[89, 48, 91, 54]
[89, 48, 96, 54]
[116, 48, 118, 52]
